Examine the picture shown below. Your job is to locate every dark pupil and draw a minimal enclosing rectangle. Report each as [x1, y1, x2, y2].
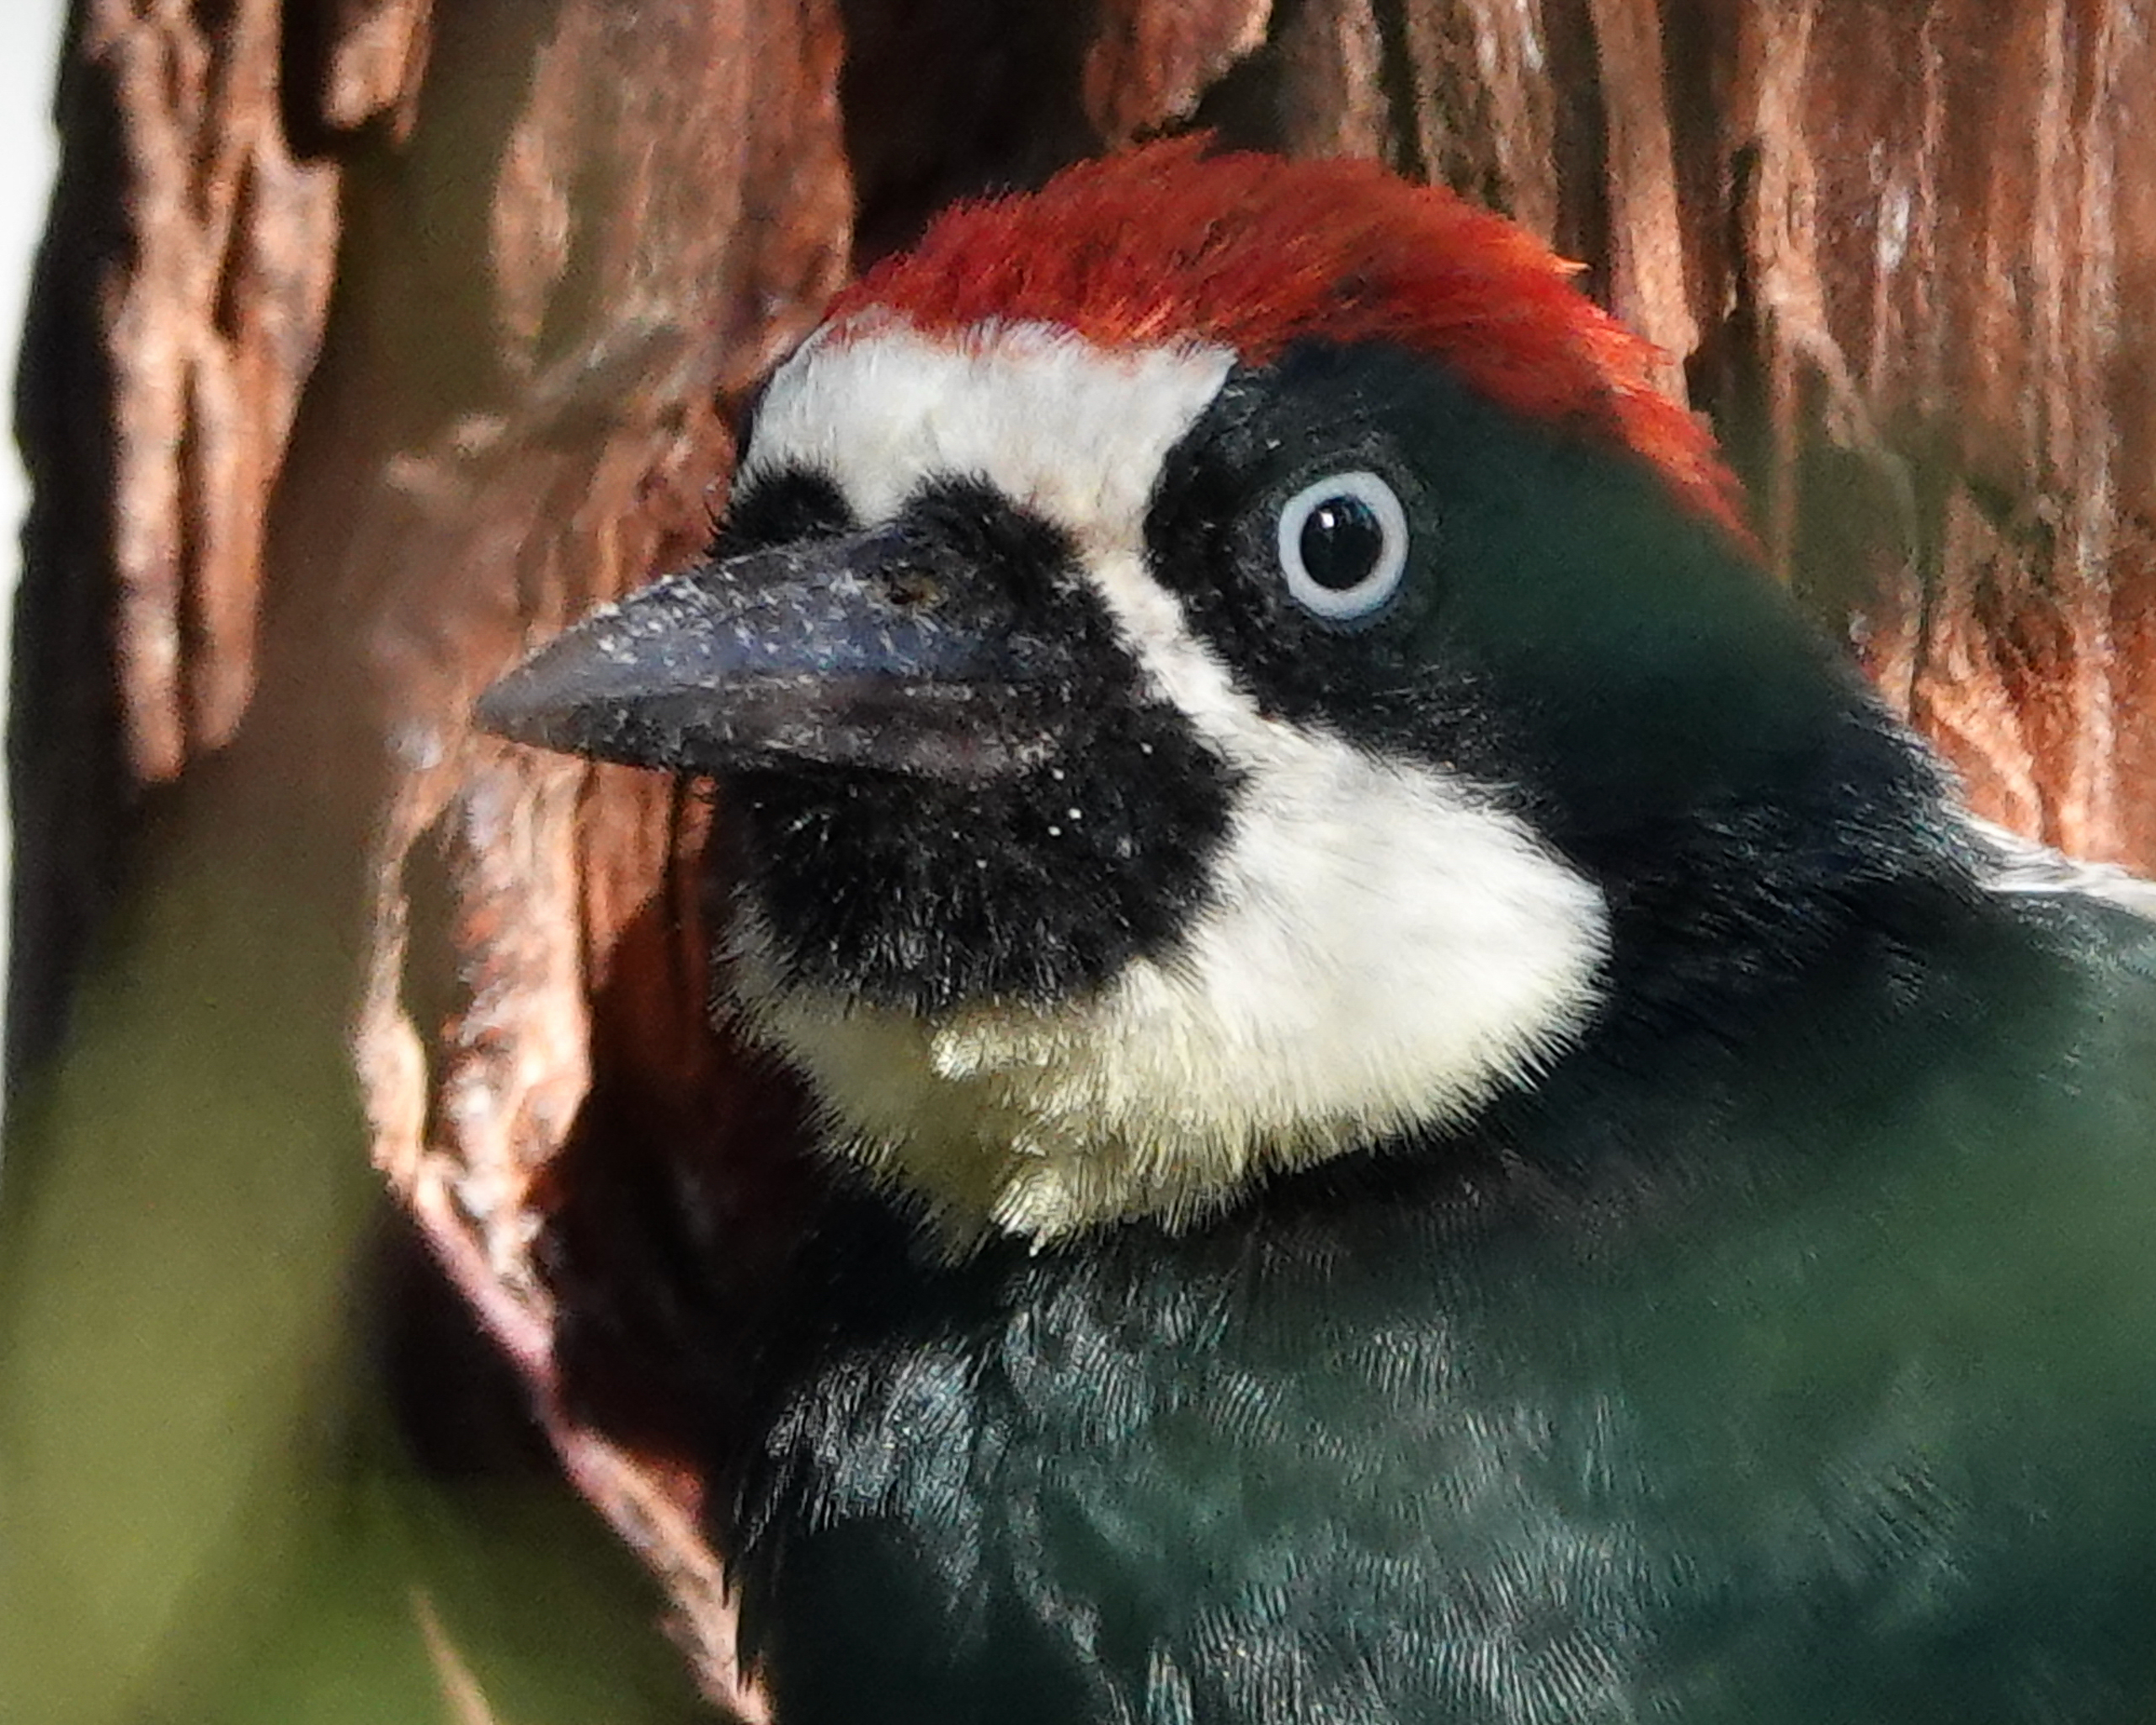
[1298, 494, 1385, 590]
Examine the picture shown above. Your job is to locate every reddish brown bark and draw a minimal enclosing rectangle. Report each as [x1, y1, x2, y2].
[13, 0, 2156, 1712]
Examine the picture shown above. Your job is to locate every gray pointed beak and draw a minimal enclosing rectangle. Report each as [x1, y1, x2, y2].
[477, 532, 1073, 783]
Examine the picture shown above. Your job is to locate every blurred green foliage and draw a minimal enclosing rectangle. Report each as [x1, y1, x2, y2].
[0, 830, 716, 1723]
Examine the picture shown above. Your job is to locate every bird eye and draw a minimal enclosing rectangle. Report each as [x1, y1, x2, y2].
[1274, 471, 1410, 622]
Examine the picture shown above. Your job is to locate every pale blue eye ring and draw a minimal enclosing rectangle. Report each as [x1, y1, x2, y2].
[1275, 470, 1411, 622]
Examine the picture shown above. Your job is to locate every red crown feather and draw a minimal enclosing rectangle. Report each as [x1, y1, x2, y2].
[828, 138, 1750, 547]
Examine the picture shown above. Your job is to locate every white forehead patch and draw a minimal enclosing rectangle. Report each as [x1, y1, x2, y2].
[743, 318, 1236, 552]
[730, 320, 1612, 1249]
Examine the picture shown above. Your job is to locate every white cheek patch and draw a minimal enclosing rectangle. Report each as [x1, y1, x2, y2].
[729, 322, 1613, 1248]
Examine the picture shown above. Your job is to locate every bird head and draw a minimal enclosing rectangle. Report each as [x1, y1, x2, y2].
[480, 141, 1963, 1249]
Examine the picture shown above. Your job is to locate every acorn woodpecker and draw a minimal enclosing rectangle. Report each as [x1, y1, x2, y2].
[479, 142, 2156, 1724]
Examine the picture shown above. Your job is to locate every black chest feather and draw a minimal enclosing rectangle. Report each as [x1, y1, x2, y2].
[715, 900, 2156, 1725]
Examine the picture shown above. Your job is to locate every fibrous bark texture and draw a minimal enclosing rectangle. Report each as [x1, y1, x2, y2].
[11, 0, 2155, 1714]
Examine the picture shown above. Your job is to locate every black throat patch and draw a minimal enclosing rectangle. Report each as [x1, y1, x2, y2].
[714, 474, 1238, 1013]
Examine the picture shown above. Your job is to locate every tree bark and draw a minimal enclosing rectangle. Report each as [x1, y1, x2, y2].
[9, 1, 2154, 1715]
